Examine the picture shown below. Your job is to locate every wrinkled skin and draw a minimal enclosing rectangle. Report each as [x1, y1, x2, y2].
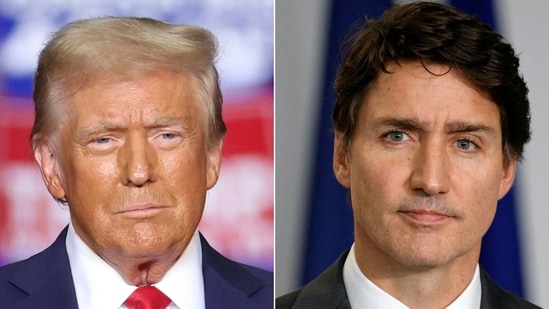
[333, 62, 516, 308]
[35, 70, 221, 285]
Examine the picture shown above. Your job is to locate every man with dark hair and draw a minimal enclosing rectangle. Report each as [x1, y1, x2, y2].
[277, 2, 539, 308]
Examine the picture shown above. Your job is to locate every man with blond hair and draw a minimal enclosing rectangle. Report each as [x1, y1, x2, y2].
[0, 17, 272, 308]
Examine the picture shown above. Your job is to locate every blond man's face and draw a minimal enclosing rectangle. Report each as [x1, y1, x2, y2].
[35, 70, 221, 262]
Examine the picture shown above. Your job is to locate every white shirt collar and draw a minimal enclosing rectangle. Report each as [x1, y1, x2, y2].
[446, 264, 482, 309]
[66, 223, 205, 309]
[343, 244, 481, 309]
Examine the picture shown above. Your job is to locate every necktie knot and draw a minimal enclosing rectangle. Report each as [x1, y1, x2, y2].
[124, 286, 172, 309]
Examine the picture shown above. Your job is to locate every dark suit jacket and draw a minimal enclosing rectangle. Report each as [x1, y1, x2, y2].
[0, 227, 273, 308]
[277, 251, 540, 309]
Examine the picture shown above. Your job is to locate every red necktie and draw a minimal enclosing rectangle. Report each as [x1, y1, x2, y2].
[123, 286, 172, 309]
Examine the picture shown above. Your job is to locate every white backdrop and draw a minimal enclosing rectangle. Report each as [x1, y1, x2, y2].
[275, 0, 549, 306]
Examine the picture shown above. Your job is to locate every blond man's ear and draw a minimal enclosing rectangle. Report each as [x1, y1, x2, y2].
[206, 141, 223, 190]
[33, 142, 66, 202]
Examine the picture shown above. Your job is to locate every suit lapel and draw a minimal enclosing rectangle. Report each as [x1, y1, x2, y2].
[6, 226, 78, 309]
[480, 267, 502, 309]
[292, 251, 351, 309]
[478, 267, 539, 309]
[283, 252, 539, 309]
[200, 234, 267, 308]
[6, 229, 271, 309]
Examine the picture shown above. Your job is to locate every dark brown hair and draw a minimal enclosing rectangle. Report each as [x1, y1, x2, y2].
[333, 2, 530, 162]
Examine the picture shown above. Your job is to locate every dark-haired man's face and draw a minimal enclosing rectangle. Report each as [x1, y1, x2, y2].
[333, 62, 516, 276]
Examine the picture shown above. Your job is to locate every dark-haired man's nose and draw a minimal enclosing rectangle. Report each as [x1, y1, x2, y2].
[409, 140, 450, 196]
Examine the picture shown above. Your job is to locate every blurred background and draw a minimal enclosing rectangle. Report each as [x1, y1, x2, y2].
[276, 0, 549, 307]
[0, 0, 273, 271]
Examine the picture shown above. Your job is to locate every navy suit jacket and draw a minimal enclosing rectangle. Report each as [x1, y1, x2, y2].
[0, 227, 273, 308]
[276, 250, 540, 309]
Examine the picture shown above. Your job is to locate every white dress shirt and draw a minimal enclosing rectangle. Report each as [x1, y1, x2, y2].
[343, 244, 481, 309]
[66, 223, 205, 309]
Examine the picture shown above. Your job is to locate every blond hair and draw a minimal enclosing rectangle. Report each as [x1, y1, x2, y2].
[31, 17, 226, 147]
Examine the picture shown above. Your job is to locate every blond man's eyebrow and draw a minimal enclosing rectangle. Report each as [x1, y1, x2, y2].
[75, 121, 123, 141]
[78, 117, 195, 138]
[145, 116, 190, 129]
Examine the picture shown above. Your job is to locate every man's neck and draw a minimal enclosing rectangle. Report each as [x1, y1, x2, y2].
[72, 223, 192, 286]
[353, 235, 480, 308]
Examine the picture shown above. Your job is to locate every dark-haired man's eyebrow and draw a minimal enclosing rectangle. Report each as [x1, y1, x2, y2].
[372, 117, 498, 137]
[445, 121, 497, 136]
[374, 117, 424, 130]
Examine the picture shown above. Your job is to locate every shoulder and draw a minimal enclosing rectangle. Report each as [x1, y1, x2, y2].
[0, 232, 64, 288]
[480, 268, 541, 309]
[0, 251, 51, 290]
[200, 234, 273, 287]
[0, 228, 77, 308]
[200, 235, 273, 307]
[276, 251, 350, 309]
[237, 261, 273, 286]
[0, 255, 34, 283]
[0, 258, 31, 304]
[276, 289, 301, 309]
[231, 260, 273, 305]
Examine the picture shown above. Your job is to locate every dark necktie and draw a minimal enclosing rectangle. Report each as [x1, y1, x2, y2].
[123, 286, 172, 309]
